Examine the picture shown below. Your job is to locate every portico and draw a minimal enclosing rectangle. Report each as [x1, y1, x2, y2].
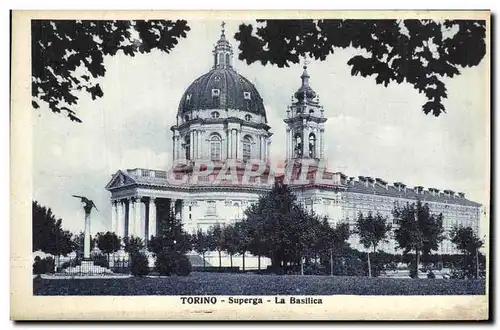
[106, 169, 188, 241]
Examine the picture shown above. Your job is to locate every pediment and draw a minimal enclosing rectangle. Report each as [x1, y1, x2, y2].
[105, 170, 136, 190]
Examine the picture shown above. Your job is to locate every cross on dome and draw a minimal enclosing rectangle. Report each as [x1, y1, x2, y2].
[221, 21, 226, 36]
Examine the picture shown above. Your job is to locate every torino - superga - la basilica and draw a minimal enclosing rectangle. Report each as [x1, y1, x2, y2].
[106, 26, 482, 268]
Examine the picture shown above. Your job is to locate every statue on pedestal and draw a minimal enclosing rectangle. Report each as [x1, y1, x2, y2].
[72, 195, 98, 262]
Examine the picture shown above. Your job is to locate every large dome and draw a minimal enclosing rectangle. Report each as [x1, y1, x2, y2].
[177, 68, 266, 117]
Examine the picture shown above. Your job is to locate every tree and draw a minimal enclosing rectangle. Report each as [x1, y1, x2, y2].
[191, 228, 210, 270]
[32, 201, 73, 257]
[393, 200, 445, 278]
[315, 219, 351, 276]
[233, 221, 252, 271]
[32, 20, 190, 122]
[244, 205, 268, 271]
[149, 207, 192, 275]
[243, 183, 324, 273]
[123, 236, 144, 255]
[221, 224, 239, 268]
[449, 225, 484, 279]
[95, 231, 121, 264]
[356, 212, 392, 277]
[235, 19, 487, 116]
[207, 223, 225, 270]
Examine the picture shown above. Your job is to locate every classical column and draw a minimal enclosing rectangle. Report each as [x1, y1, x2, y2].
[227, 129, 232, 159]
[231, 129, 236, 159]
[302, 125, 309, 157]
[285, 129, 290, 159]
[134, 198, 143, 239]
[116, 200, 124, 238]
[320, 129, 325, 159]
[236, 130, 242, 160]
[190, 130, 195, 160]
[148, 198, 157, 239]
[128, 197, 136, 237]
[315, 129, 320, 159]
[172, 132, 177, 160]
[111, 200, 117, 233]
[170, 198, 177, 218]
[198, 130, 203, 159]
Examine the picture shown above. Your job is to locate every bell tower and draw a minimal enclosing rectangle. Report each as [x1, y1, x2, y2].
[284, 61, 327, 161]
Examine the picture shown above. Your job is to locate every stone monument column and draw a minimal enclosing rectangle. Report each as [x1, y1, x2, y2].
[83, 204, 92, 260]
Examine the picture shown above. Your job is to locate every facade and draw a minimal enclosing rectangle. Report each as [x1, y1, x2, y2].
[106, 26, 482, 267]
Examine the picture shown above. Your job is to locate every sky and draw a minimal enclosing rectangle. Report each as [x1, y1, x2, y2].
[32, 20, 490, 237]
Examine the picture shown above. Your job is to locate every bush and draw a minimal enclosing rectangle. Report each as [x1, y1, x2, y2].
[174, 253, 192, 276]
[427, 270, 436, 279]
[155, 250, 192, 276]
[33, 256, 55, 275]
[304, 263, 327, 275]
[130, 252, 149, 277]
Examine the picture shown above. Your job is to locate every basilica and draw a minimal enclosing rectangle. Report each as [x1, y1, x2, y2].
[105, 26, 482, 268]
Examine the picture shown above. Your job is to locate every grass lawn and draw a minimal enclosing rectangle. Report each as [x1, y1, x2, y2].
[33, 272, 486, 296]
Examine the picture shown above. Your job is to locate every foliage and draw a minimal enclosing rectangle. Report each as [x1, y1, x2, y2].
[155, 250, 192, 276]
[355, 212, 392, 277]
[243, 183, 327, 271]
[149, 207, 192, 276]
[191, 228, 211, 269]
[32, 20, 190, 122]
[72, 231, 96, 258]
[393, 200, 445, 278]
[207, 223, 225, 269]
[221, 224, 240, 267]
[130, 252, 150, 277]
[449, 225, 484, 279]
[149, 207, 192, 256]
[123, 235, 144, 255]
[95, 231, 121, 261]
[235, 19, 487, 116]
[33, 256, 55, 275]
[32, 201, 74, 257]
[316, 219, 351, 275]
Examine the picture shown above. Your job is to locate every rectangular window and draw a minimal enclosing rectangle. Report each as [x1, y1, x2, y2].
[207, 201, 217, 215]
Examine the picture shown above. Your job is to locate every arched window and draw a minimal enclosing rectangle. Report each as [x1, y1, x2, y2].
[211, 111, 220, 119]
[245, 114, 252, 122]
[184, 115, 190, 122]
[218, 53, 224, 66]
[293, 133, 302, 157]
[184, 136, 191, 160]
[210, 134, 222, 161]
[309, 109, 314, 115]
[243, 135, 252, 161]
[309, 133, 316, 158]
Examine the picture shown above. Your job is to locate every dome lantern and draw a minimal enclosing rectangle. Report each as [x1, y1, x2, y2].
[212, 21, 234, 70]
